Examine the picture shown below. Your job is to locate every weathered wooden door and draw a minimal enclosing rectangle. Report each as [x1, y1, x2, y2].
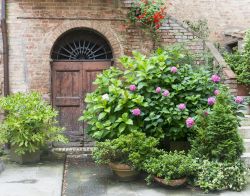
[52, 61, 110, 147]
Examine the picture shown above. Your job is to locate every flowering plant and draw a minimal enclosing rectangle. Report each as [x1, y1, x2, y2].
[128, 0, 167, 31]
[80, 46, 225, 142]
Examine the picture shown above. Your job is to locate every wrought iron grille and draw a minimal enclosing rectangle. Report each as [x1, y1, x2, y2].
[51, 29, 113, 60]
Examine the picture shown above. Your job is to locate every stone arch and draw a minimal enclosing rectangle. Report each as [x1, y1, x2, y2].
[44, 20, 124, 62]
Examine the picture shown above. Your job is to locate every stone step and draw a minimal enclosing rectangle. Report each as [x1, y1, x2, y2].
[241, 119, 250, 126]
[243, 139, 250, 152]
[239, 126, 250, 138]
[52, 147, 94, 155]
[241, 153, 250, 167]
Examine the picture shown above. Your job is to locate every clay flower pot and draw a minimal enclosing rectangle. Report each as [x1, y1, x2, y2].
[154, 176, 187, 187]
[109, 162, 139, 181]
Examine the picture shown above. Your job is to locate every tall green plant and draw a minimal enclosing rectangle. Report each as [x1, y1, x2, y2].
[190, 88, 244, 162]
[0, 92, 67, 155]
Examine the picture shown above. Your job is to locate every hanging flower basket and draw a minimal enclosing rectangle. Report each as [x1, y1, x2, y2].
[128, 0, 168, 31]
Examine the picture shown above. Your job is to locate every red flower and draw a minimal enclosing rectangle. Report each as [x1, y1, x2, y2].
[155, 23, 161, 29]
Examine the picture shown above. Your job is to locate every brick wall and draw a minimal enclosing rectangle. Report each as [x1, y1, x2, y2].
[167, 0, 250, 44]
[5, 0, 202, 98]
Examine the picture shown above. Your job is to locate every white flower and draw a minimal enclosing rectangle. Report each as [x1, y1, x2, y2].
[102, 94, 109, 101]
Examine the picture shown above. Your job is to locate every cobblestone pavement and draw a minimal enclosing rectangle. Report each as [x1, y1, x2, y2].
[63, 156, 250, 196]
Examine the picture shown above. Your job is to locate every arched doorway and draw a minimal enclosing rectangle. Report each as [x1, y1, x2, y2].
[51, 28, 113, 147]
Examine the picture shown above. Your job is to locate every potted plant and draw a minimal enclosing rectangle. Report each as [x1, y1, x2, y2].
[0, 92, 68, 164]
[143, 151, 197, 187]
[92, 131, 160, 181]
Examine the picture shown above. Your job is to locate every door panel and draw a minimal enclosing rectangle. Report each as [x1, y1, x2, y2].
[52, 61, 111, 147]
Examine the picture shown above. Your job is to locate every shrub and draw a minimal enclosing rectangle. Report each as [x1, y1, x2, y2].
[143, 151, 197, 184]
[92, 131, 160, 170]
[81, 48, 220, 141]
[224, 30, 250, 85]
[0, 92, 67, 155]
[195, 159, 248, 192]
[121, 48, 220, 140]
[190, 88, 244, 162]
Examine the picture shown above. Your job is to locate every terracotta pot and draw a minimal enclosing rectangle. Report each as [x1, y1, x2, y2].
[169, 141, 190, 152]
[109, 162, 139, 181]
[237, 84, 250, 96]
[154, 176, 187, 187]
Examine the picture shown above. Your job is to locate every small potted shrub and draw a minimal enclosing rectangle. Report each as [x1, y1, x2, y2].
[0, 92, 68, 164]
[143, 151, 197, 187]
[93, 131, 159, 181]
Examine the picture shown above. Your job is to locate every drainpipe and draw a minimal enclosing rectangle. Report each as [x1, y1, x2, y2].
[1, 0, 9, 96]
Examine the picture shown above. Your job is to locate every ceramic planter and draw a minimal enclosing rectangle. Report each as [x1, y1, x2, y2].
[154, 176, 187, 187]
[109, 162, 139, 181]
[10, 146, 41, 164]
[237, 84, 250, 96]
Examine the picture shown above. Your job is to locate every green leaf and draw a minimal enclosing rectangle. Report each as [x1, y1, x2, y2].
[126, 119, 133, 125]
[98, 112, 106, 120]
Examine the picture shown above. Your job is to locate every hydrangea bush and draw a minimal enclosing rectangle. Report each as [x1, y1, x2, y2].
[81, 47, 222, 141]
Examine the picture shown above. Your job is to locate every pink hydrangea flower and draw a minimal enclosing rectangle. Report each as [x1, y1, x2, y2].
[162, 90, 170, 97]
[214, 89, 220, 96]
[235, 96, 244, 104]
[132, 108, 141, 116]
[129, 84, 136, 91]
[208, 97, 216, 106]
[178, 103, 186, 110]
[211, 74, 221, 83]
[170, 66, 178, 73]
[155, 87, 162, 93]
[186, 117, 195, 128]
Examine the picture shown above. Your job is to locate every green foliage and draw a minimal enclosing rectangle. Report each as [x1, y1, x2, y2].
[190, 88, 244, 162]
[80, 67, 147, 141]
[195, 159, 248, 192]
[121, 48, 219, 140]
[81, 47, 221, 141]
[0, 92, 68, 155]
[92, 131, 159, 170]
[143, 151, 197, 184]
[224, 30, 250, 85]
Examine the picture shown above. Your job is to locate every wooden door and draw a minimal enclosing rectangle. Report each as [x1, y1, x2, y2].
[52, 61, 110, 147]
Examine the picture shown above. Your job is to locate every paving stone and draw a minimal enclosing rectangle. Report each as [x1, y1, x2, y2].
[63, 157, 250, 196]
[0, 160, 64, 196]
